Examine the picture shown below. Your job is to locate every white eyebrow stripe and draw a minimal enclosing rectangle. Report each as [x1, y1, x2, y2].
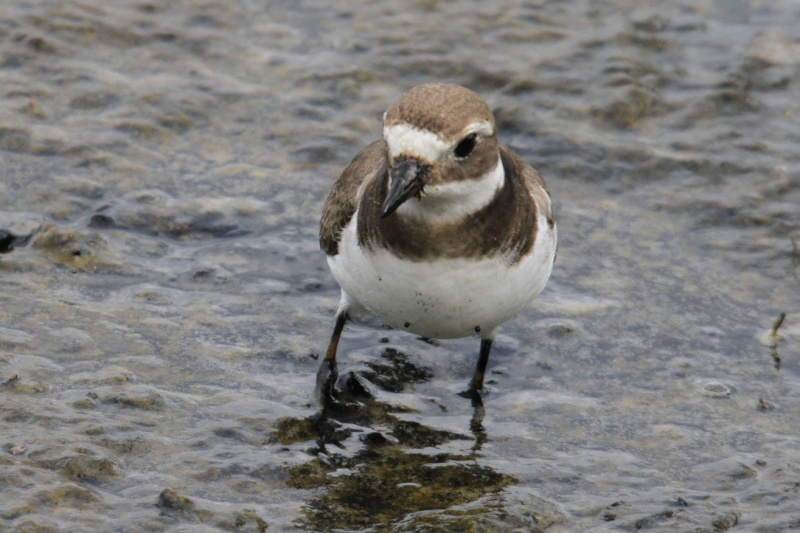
[464, 121, 494, 137]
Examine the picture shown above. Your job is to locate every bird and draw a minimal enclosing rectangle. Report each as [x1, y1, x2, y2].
[317, 83, 556, 407]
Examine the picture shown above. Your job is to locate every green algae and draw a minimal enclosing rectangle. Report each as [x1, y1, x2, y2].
[271, 348, 518, 531]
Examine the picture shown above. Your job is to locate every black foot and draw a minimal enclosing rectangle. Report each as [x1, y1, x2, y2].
[458, 387, 484, 408]
[315, 358, 339, 409]
[315, 362, 366, 414]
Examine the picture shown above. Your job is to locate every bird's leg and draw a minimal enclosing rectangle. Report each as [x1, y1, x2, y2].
[315, 311, 348, 408]
[469, 337, 494, 391]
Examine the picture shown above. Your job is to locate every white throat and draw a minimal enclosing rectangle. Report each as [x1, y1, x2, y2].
[396, 157, 504, 222]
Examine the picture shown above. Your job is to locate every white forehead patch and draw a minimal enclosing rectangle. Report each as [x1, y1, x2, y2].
[383, 121, 495, 163]
[383, 123, 448, 162]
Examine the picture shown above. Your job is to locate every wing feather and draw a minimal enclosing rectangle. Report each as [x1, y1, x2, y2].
[499, 146, 554, 227]
[319, 140, 387, 256]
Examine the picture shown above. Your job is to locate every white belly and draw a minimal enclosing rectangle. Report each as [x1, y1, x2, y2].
[328, 212, 556, 339]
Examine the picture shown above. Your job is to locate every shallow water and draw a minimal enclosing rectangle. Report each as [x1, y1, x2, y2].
[1, 0, 799, 531]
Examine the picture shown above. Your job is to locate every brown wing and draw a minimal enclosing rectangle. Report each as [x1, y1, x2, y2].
[319, 140, 388, 256]
[499, 145, 554, 229]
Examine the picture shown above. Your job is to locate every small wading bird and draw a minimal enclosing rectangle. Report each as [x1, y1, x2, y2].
[317, 83, 557, 406]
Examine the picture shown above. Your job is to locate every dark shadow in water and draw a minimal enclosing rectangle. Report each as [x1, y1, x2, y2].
[0, 227, 38, 254]
[268, 348, 556, 531]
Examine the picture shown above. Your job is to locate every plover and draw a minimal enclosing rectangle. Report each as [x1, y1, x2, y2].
[317, 83, 557, 406]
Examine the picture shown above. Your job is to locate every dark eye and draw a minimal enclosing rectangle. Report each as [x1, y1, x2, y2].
[454, 133, 477, 158]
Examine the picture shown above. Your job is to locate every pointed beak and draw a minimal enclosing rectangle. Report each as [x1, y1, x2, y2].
[381, 158, 424, 218]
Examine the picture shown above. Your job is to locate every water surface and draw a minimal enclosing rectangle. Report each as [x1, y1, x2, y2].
[1, 0, 799, 531]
